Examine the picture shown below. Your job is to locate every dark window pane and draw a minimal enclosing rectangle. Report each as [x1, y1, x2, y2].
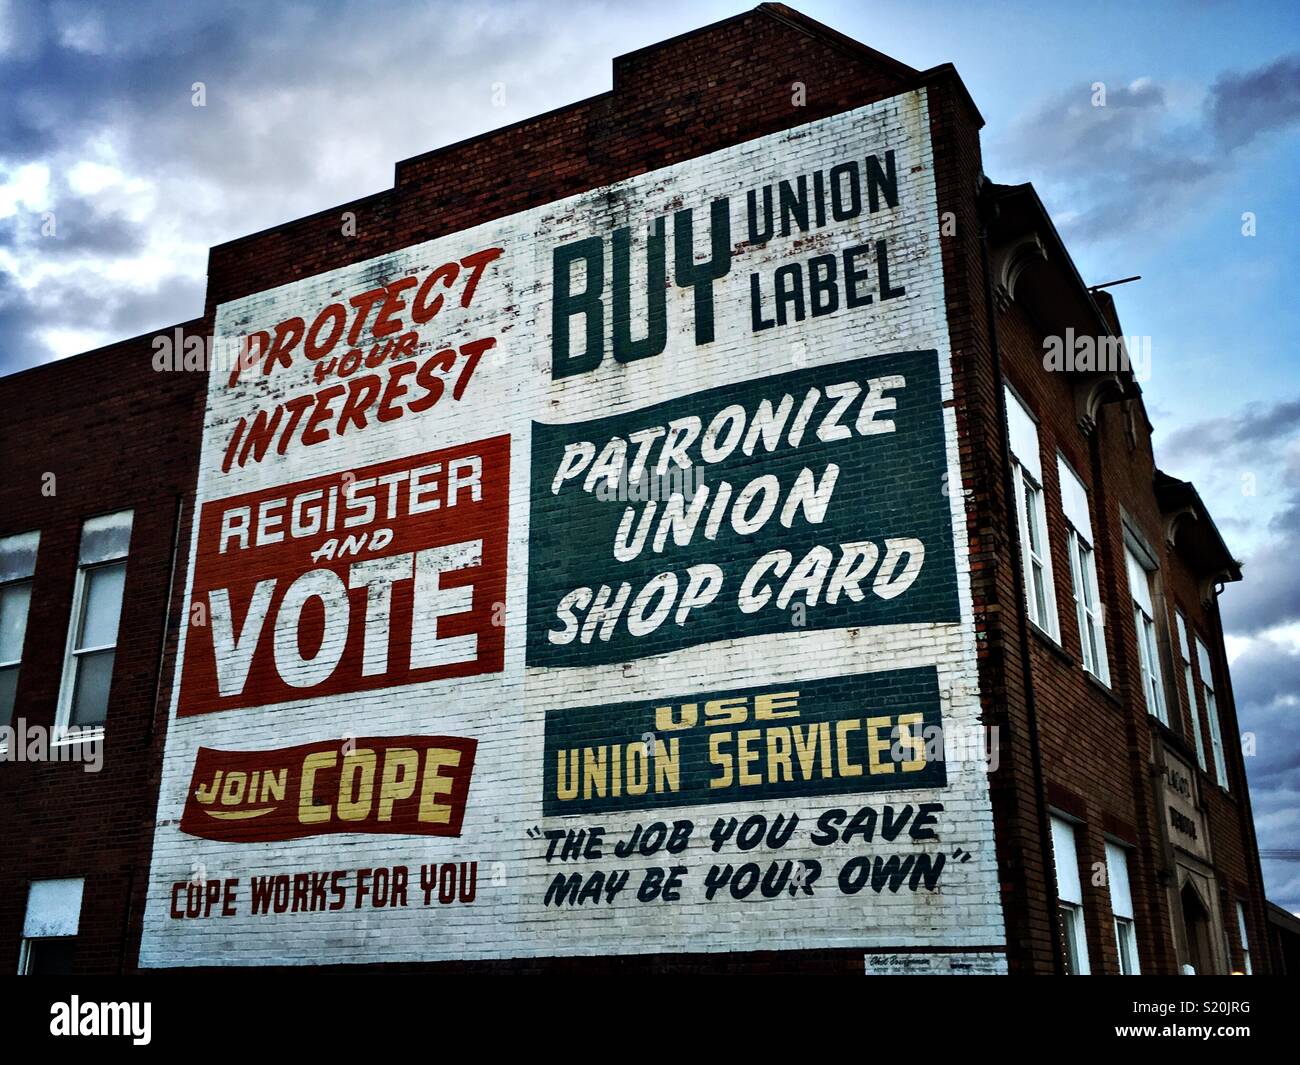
[1085, 614, 1099, 666]
[0, 665, 17, 724]
[0, 581, 32, 662]
[1024, 483, 1040, 551]
[70, 649, 115, 727]
[1058, 904, 1079, 975]
[25, 937, 76, 975]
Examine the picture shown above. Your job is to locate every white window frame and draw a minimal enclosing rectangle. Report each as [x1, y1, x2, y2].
[1006, 385, 1058, 640]
[1175, 612, 1207, 771]
[19, 878, 83, 975]
[1197, 636, 1229, 789]
[1114, 914, 1139, 975]
[1051, 815, 1090, 974]
[0, 530, 40, 730]
[55, 511, 133, 737]
[1125, 545, 1167, 725]
[1017, 468, 1058, 637]
[1236, 901, 1252, 975]
[1058, 899, 1088, 976]
[1058, 456, 1109, 684]
[1105, 840, 1140, 974]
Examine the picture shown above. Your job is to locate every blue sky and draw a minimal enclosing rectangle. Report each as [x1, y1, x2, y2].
[2, 0, 1298, 908]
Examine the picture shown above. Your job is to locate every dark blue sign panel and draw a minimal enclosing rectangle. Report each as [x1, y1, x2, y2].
[527, 349, 957, 667]
[542, 667, 946, 816]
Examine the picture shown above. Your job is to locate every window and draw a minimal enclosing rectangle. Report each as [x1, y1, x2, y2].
[1125, 545, 1167, 725]
[1236, 901, 1252, 975]
[1105, 841, 1140, 974]
[1006, 385, 1058, 639]
[1051, 815, 1090, 974]
[1175, 612, 1207, 771]
[1196, 636, 1229, 789]
[1058, 456, 1109, 683]
[0, 531, 40, 724]
[21, 937, 75, 974]
[57, 511, 133, 732]
[19, 878, 83, 975]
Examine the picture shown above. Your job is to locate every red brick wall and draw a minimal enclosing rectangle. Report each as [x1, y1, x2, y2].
[0, 325, 206, 974]
[991, 281, 1271, 972]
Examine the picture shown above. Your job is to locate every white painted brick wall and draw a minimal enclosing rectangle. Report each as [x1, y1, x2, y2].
[139, 88, 1007, 967]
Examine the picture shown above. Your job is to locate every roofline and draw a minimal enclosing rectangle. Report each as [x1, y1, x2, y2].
[984, 177, 1149, 425]
[613, 6, 768, 73]
[390, 88, 613, 182]
[26, 4, 958, 365]
[208, 187, 392, 255]
[1154, 468, 1243, 583]
[755, 3, 919, 79]
[986, 181, 1118, 340]
[1267, 900, 1300, 933]
[917, 63, 985, 129]
[212, 4, 929, 255]
[0, 316, 207, 388]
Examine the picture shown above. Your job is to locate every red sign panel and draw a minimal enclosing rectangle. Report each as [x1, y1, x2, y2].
[180, 736, 477, 842]
[178, 435, 509, 716]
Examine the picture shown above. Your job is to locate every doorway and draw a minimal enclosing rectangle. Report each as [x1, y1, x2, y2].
[1181, 881, 1217, 975]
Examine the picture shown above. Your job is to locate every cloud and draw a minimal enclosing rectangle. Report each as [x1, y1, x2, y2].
[1159, 396, 1300, 576]
[0, 269, 54, 368]
[104, 274, 206, 337]
[0, 0, 703, 375]
[1233, 634, 1300, 911]
[1219, 558, 1300, 914]
[1160, 397, 1300, 463]
[1155, 392, 1300, 908]
[1222, 539, 1300, 635]
[25, 196, 148, 258]
[996, 53, 1300, 243]
[1208, 53, 1300, 150]
[1157, 395, 1300, 636]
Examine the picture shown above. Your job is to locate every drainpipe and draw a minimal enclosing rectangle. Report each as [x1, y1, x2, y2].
[148, 493, 185, 744]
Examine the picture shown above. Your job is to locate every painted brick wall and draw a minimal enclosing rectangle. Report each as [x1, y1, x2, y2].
[138, 87, 1008, 969]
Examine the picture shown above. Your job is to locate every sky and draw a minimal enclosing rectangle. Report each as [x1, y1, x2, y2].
[1, 0, 1298, 908]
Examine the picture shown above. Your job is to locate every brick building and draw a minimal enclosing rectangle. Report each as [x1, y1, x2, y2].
[0, 4, 1271, 974]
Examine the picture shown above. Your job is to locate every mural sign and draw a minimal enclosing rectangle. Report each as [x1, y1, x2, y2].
[141, 89, 1006, 967]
